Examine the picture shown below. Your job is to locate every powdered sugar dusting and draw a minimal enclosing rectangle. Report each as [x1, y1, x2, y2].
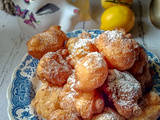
[103, 30, 124, 42]
[106, 69, 142, 109]
[67, 73, 77, 92]
[59, 74, 79, 114]
[82, 52, 107, 70]
[67, 37, 98, 67]
[37, 52, 72, 85]
[93, 107, 125, 120]
[72, 38, 95, 54]
[102, 112, 118, 120]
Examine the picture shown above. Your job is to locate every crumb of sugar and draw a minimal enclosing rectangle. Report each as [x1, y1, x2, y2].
[103, 30, 124, 42]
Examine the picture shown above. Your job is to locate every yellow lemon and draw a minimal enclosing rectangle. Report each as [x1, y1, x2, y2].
[101, 0, 133, 9]
[100, 5, 135, 32]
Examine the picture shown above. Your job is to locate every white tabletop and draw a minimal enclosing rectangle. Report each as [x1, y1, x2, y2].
[0, 0, 160, 119]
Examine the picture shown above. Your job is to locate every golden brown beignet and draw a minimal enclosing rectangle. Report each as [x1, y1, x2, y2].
[55, 48, 69, 60]
[36, 52, 72, 85]
[129, 91, 160, 120]
[48, 109, 81, 120]
[74, 52, 108, 92]
[103, 69, 142, 119]
[128, 47, 152, 92]
[59, 74, 80, 116]
[95, 29, 139, 70]
[59, 73, 105, 120]
[92, 107, 125, 120]
[31, 82, 62, 119]
[80, 31, 91, 39]
[66, 37, 79, 55]
[27, 26, 67, 59]
[66, 33, 98, 68]
[66, 31, 91, 55]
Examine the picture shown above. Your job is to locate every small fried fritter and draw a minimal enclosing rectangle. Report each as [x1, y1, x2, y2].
[128, 47, 152, 92]
[95, 29, 139, 70]
[31, 82, 62, 119]
[59, 73, 105, 120]
[56, 48, 69, 60]
[27, 26, 67, 59]
[48, 109, 81, 120]
[103, 69, 142, 119]
[66, 33, 98, 68]
[92, 107, 125, 120]
[66, 31, 91, 55]
[75, 89, 104, 119]
[129, 91, 160, 120]
[36, 52, 72, 85]
[128, 47, 148, 75]
[75, 52, 108, 92]
[80, 31, 91, 39]
[66, 37, 79, 55]
[59, 74, 80, 116]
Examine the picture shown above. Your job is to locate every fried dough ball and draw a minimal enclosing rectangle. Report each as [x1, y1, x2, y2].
[92, 107, 125, 120]
[74, 52, 108, 92]
[95, 29, 140, 70]
[134, 63, 152, 93]
[66, 31, 91, 55]
[48, 109, 81, 120]
[31, 82, 62, 119]
[128, 47, 148, 75]
[56, 48, 69, 59]
[103, 69, 142, 119]
[75, 89, 104, 119]
[59, 74, 80, 116]
[27, 26, 67, 59]
[129, 91, 160, 120]
[128, 47, 152, 92]
[59, 73, 105, 120]
[66, 37, 79, 55]
[80, 31, 91, 39]
[36, 52, 72, 85]
[66, 34, 98, 68]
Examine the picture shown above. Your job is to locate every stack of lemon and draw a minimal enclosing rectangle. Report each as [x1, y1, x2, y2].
[100, 0, 135, 33]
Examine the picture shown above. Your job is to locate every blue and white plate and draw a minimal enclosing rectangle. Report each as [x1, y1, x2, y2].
[7, 29, 160, 120]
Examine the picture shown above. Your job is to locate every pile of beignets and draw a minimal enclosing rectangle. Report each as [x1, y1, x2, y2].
[27, 26, 160, 120]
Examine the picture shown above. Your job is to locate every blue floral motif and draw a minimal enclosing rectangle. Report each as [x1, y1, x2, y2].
[88, 29, 105, 38]
[66, 32, 74, 38]
[11, 69, 35, 118]
[27, 59, 39, 68]
[31, 116, 39, 120]
[154, 86, 160, 92]
[12, 69, 35, 106]
[145, 49, 155, 59]
[20, 110, 32, 119]
[75, 30, 83, 37]
[19, 55, 32, 69]
[22, 56, 39, 76]
[24, 68, 32, 76]
[154, 58, 160, 66]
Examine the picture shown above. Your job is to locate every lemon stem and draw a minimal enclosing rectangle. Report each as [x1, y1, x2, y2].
[104, 0, 130, 6]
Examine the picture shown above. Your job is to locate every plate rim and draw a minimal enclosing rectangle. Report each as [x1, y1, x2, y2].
[7, 53, 29, 120]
